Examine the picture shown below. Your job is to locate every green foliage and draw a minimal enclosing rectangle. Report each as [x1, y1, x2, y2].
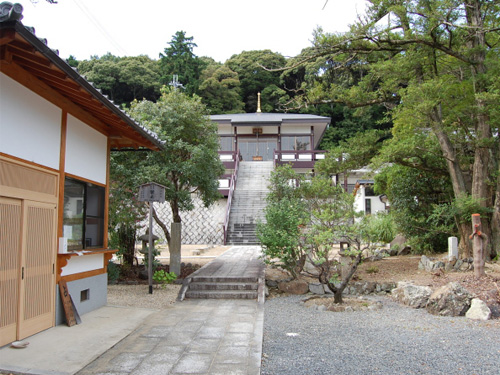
[128, 88, 225, 220]
[198, 61, 245, 113]
[225, 50, 286, 112]
[77, 53, 161, 106]
[257, 166, 307, 278]
[107, 261, 120, 284]
[153, 269, 177, 287]
[375, 164, 454, 253]
[366, 266, 379, 274]
[142, 246, 161, 272]
[258, 166, 373, 303]
[316, 129, 390, 175]
[159, 31, 206, 96]
[365, 212, 396, 244]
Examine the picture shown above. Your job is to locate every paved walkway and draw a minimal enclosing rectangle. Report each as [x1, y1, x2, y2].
[78, 245, 265, 375]
[0, 246, 265, 375]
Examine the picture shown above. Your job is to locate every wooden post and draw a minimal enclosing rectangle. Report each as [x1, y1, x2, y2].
[471, 214, 485, 278]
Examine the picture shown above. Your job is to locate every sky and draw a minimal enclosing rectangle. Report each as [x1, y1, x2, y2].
[16, 0, 368, 63]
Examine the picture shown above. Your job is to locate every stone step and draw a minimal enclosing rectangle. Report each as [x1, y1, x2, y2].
[189, 282, 258, 291]
[185, 290, 258, 299]
[192, 276, 258, 283]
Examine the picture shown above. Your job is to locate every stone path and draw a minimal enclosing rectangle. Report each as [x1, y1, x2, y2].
[77, 246, 265, 375]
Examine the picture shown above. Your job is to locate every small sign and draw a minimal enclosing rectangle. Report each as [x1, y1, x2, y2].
[138, 182, 166, 203]
[59, 280, 77, 327]
[252, 128, 263, 135]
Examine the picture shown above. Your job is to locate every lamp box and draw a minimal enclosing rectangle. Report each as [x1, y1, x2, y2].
[138, 182, 166, 203]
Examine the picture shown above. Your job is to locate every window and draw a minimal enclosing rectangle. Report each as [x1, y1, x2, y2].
[63, 178, 105, 250]
[281, 136, 310, 151]
[219, 136, 234, 151]
[365, 198, 372, 215]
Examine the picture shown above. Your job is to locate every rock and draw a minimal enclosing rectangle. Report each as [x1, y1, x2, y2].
[278, 279, 309, 295]
[418, 255, 433, 271]
[391, 281, 432, 308]
[432, 261, 445, 270]
[317, 305, 327, 311]
[387, 248, 399, 257]
[324, 285, 334, 294]
[265, 286, 269, 298]
[465, 298, 491, 321]
[266, 279, 278, 288]
[397, 246, 412, 256]
[379, 282, 396, 293]
[309, 283, 325, 295]
[453, 259, 464, 270]
[426, 282, 473, 316]
[390, 234, 408, 252]
[419, 255, 445, 272]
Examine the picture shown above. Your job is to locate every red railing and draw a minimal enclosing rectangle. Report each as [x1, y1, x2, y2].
[273, 150, 326, 168]
[222, 151, 241, 245]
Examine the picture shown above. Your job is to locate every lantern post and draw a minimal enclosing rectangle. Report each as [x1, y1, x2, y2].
[138, 183, 166, 294]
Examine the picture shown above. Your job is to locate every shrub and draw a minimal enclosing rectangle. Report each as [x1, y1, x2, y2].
[153, 269, 177, 288]
[107, 261, 120, 284]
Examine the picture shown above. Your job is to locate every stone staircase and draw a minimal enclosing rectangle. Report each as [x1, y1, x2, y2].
[179, 246, 265, 301]
[226, 161, 273, 245]
[184, 276, 259, 299]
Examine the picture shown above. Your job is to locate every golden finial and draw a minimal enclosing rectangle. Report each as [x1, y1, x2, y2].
[257, 92, 262, 113]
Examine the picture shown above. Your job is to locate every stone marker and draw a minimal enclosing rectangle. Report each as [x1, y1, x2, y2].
[448, 236, 458, 261]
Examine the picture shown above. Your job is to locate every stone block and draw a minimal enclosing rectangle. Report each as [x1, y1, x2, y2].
[465, 298, 491, 321]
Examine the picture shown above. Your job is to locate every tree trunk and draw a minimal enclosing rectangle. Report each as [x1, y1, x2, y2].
[118, 225, 136, 266]
[492, 163, 500, 258]
[170, 222, 182, 276]
[466, 0, 495, 259]
[471, 214, 485, 278]
[431, 109, 472, 257]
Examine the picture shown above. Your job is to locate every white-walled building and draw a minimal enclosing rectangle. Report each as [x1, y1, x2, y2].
[0, 3, 162, 347]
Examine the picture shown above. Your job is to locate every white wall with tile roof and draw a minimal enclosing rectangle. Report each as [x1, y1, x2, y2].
[65, 114, 107, 184]
[0, 73, 61, 169]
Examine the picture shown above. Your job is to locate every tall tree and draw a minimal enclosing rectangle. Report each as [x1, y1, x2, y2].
[77, 54, 161, 106]
[198, 59, 245, 113]
[225, 50, 287, 112]
[127, 88, 224, 275]
[287, 0, 500, 257]
[159, 31, 206, 96]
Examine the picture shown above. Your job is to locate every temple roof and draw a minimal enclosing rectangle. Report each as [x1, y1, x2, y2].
[210, 112, 331, 125]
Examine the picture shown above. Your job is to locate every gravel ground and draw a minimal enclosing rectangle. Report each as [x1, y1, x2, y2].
[107, 284, 180, 309]
[262, 295, 500, 375]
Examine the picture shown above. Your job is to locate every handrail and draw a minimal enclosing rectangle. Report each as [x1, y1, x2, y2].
[223, 151, 241, 245]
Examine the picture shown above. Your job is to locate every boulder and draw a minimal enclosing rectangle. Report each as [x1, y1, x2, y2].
[426, 282, 473, 316]
[390, 234, 408, 251]
[418, 255, 445, 272]
[278, 279, 309, 295]
[397, 246, 412, 256]
[465, 298, 491, 321]
[309, 283, 325, 295]
[391, 282, 432, 308]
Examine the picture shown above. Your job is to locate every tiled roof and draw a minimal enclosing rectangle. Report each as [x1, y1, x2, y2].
[210, 112, 330, 124]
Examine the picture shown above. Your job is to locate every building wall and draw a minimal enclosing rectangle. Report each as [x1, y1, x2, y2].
[55, 273, 107, 325]
[65, 114, 107, 184]
[0, 73, 61, 169]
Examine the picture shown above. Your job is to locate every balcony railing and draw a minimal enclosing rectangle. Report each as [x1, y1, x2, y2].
[219, 151, 241, 245]
[274, 150, 326, 169]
